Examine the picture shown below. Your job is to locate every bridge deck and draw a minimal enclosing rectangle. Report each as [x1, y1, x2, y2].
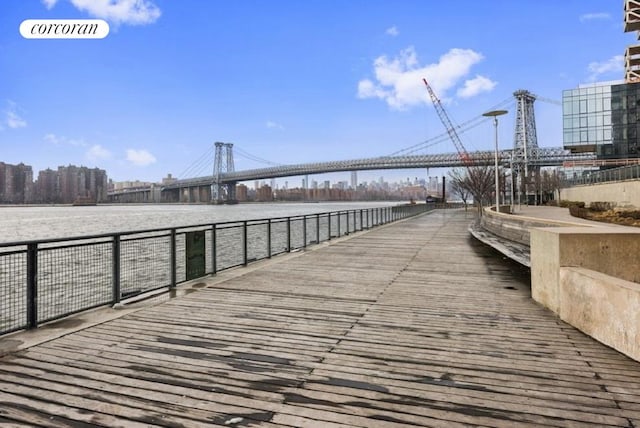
[1, 210, 639, 427]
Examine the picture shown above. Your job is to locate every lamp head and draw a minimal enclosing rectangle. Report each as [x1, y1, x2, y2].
[483, 109, 508, 117]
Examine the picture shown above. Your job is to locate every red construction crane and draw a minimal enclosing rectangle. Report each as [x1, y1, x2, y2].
[422, 78, 473, 166]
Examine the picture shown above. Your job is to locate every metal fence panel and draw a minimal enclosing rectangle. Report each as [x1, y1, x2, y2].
[216, 223, 244, 271]
[247, 222, 269, 262]
[37, 240, 112, 323]
[0, 248, 27, 333]
[318, 215, 330, 242]
[120, 234, 171, 297]
[289, 218, 305, 250]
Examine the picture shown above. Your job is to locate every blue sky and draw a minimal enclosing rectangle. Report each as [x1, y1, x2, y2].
[0, 0, 632, 185]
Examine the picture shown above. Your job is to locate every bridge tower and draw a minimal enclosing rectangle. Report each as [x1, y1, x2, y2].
[512, 90, 539, 204]
[211, 142, 237, 204]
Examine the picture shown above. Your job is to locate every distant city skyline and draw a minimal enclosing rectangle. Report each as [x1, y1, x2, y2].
[0, 157, 448, 205]
[0, 1, 632, 183]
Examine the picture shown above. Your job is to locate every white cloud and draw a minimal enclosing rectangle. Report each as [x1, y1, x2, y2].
[587, 55, 624, 81]
[357, 46, 492, 110]
[6, 111, 27, 129]
[579, 12, 611, 22]
[3, 101, 27, 129]
[126, 149, 156, 166]
[266, 120, 284, 130]
[385, 26, 399, 37]
[44, 133, 86, 147]
[44, 0, 161, 25]
[457, 75, 497, 98]
[44, 133, 60, 144]
[86, 144, 112, 162]
[41, 0, 58, 9]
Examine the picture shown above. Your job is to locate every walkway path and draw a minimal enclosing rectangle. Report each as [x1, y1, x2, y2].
[1, 210, 639, 427]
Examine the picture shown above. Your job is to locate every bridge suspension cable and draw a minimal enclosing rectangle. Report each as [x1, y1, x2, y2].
[387, 96, 515, 157]
[177, 145, 215, 179]
[234, 146, 281, 166]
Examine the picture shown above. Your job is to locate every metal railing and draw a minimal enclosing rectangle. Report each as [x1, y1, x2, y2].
[562, 164, 640, 187]
[0, 203, 431, 336]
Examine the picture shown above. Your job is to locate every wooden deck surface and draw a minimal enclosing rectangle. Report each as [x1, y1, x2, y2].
[1, 209, 639, 427]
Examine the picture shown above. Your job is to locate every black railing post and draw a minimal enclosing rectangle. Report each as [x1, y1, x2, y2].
[316, 214, 320, 244]
[337, 211, 341, 237]
[345, 212, 349, 235]
[359, 209, 363, 231]
[243, 221, 248, 266]
[287, 217, 291, 251]
[302, 216, 307, 248]
[212, 224, 217, 274]
[26, 243, 38, 329]
[328, 213, 332, 240]
[170, 229, 176, 289]
[112, 235, 121, 304]
[267, 219, 272, 258]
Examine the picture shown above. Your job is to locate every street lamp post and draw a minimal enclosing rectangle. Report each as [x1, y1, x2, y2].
[510, 159, 515, 211]
[483, 109, 508, 213]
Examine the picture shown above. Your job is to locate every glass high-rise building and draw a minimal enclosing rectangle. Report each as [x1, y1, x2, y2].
[563, 80, 640, 159]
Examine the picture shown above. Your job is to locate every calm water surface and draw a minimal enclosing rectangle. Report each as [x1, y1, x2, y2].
[0, 202, 401, 243]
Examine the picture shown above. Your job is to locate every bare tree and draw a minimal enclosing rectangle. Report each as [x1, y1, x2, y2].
[540, 168, 561, 204]
[448, 158, 497, 215]
[449, 173, 471, 210]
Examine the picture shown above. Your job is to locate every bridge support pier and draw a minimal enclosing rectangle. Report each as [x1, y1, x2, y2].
[212, 142, 236, 204]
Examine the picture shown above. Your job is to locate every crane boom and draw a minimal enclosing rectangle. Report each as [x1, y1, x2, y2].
[422, 78, 472, 166]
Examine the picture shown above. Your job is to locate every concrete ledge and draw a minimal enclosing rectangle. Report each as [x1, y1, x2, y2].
[531, 226, 640, 361]
[560, 267, 640, 362]
[481, 207, 588, 247]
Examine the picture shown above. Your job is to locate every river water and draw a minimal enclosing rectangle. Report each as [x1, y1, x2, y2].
[0, 201, 400, 243]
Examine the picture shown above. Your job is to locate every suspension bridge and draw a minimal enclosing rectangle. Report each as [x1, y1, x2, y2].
[108, 89, 595, 204]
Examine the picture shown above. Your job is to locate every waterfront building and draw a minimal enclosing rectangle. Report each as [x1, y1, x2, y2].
[35, 168, 57, 203]
[235, 184, 248, 202]
[562, 80, 640, 160]
[0, 162, 33, 203]
[257, 185, 273, 202]
[161, 173, 177, 186]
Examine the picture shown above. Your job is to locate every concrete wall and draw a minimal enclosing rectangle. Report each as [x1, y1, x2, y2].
[560, 267, 640, 362]
[530, 227, 640, 362]
[481, 208, 586, 246]
[560, 180, 640, 208]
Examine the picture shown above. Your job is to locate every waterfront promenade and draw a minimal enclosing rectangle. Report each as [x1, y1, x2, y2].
[1, 209, 639, 427]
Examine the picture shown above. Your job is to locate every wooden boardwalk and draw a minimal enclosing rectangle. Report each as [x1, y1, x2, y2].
[1, 209, 639, 427]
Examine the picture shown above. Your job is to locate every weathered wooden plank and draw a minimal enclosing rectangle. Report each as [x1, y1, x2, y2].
[0, 390, 166, 427]
[0, 209, 638, 427]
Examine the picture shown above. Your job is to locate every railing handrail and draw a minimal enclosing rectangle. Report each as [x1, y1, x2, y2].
[562, 163, 640, 188]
